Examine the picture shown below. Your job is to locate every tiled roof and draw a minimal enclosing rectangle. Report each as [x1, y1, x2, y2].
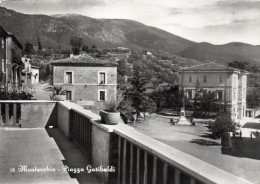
[51, 54, 117, 67]
[179, 62, 245, 72]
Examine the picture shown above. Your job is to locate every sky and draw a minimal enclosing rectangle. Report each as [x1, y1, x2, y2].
[1, 0, 260, 45]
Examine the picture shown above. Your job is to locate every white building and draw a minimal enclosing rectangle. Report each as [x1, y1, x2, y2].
[179, 62, 249, 121]
[21, 57, 40, 91]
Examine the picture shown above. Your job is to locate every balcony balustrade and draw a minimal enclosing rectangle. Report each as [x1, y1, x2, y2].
[0, 100, 252, 184]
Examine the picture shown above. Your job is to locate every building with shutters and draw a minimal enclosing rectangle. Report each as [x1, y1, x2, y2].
[179, 62, 249, 120]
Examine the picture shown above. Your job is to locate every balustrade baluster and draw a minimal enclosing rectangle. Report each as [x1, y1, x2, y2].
[175, 168, 180, 184]
[152, 156, 157, 184]
[118, 136, 121, 184]
[130, 144, 133, 184]
[143, 151, 147, 184]
[136, 147, 140, 184]
[0, 104, 3, 126]
[13, 103, 17, 125]
[162, 163, 168, 184]
[122, 139, 127, 184]
[5, 104, 9, 125]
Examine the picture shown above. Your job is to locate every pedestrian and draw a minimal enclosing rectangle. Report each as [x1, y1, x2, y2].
[240, 130, 242, 140]
[250, 132, 252, 141]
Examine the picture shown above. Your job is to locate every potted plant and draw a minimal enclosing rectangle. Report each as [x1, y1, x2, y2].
[100, 100, 121, 125]
[45, 85, 66, 101]
[100, 92, 124, 125]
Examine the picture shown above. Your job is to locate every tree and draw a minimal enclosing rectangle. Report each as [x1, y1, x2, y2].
[127, 64, 156, 121]
[70, 36, 83, 55]
[23, 42, 34, 55]
[247, 90, 260, 108]
[82, 44, 89, 52]
[117, 58, 132, 76]
[37, 33, 42, 51]
[208, 112, 238, 138]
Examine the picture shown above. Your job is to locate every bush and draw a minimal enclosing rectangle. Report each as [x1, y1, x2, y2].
[0, 90, 33, 100]
[208, 112, 237, 138]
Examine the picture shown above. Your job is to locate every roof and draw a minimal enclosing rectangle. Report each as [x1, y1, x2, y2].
[8, 33, 23, 49]
[179, 62, 249, 74]
[0, 25, 9, 37]
[51, 54, 117, 67]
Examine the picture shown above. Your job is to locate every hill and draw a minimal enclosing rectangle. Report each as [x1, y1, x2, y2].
[0, 7, 194, 54]
[178, 42, 260, 66]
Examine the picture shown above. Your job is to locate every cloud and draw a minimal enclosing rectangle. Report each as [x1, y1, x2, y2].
[215, 0, 260, 10]
[60, 0, 108, 8]
[1, 0, 260, 44]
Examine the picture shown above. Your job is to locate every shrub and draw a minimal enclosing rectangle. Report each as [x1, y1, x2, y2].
[208, 112, 238, 138]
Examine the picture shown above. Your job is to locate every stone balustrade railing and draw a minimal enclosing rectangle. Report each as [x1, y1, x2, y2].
[0, 100, 252, 184]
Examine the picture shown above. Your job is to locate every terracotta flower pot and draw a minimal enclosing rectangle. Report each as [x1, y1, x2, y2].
[100, 110, 120, 125]
[52, 95, 66, 101]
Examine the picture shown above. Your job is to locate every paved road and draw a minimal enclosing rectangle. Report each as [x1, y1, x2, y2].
[32, 82, 51, 100]
[0, 128, 99, 184]
[135, 116, 260, 184]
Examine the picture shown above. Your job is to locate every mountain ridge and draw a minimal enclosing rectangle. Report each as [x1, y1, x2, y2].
[0, 7, 259, 66]
[0, 7, 194, 54]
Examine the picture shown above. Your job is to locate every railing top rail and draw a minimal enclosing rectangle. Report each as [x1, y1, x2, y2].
[58, 101, 100, 120]
[113, 125, 251, 184]
[0, 100, 56, 103]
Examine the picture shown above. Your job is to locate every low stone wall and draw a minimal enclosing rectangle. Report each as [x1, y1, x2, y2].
[0, 101, 57, 128]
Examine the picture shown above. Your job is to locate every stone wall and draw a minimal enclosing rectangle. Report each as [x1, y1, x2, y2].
[53, 66, 117, 84]
[53, 65, 117, 109]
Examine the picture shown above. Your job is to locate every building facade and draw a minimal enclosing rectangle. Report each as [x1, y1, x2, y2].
[51, 54, 117, 110]
[21, 57, 39, 91]
[179, 62, 248, 121]
[0, 25, 23, 92]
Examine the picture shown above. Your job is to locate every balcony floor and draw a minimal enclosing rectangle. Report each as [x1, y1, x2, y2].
[0, 127, 100, 184]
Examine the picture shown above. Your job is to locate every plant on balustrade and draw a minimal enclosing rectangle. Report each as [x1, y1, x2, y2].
[45, 85, 67, 101]
[100, 91, 125, 125]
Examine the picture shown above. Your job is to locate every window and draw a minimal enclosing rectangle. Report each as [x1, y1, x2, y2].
[66, 72, 72, 84]
[233, 88, 236, 100]
[217, 91, 223, 100]
[66, 91, 72, 100]
[99, 72, 106, 84]
[219, 76, 222, 83]
[187, 90, 192, 99]
[203, 76, 207, 83]
[188, 76, 192, 82]
[1, 39, 4, 49]
[242, 88, 246, 99]
[233, 76, 237, 86]
[99, 90, 106, 101]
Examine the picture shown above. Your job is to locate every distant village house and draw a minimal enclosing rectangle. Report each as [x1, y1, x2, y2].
[51, 54, 117, 110]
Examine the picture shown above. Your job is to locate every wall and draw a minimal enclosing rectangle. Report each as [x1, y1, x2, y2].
[53, 65, 117, 110]
[0, 101, 57, 128]
[57, 102, 71, 139]
[91, 123, 111, 183]
[181, 71, 233, 102]
[53, 66, 117, 85]
[57, 101, 111, 183]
